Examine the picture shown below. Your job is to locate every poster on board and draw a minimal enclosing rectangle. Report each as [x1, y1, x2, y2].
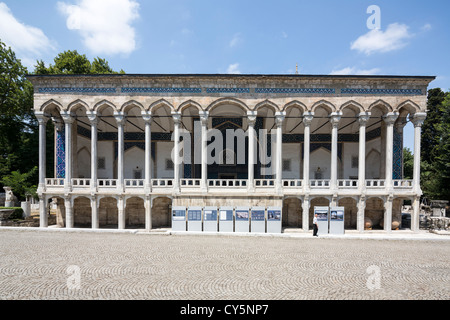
[314, 206, 329, 235]
[329, 206, 344, 234]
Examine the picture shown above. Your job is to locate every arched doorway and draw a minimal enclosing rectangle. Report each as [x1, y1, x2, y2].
[338, 197, 358, 230]
[282, 197, 302, 228]
[364, 197, 385, 230]
[125, 196, 145, 229]
[99, 197, 118, 228]
[152, 196, 172, 228]
[309, 197, 330, 229]
[73, 196, 91, 228]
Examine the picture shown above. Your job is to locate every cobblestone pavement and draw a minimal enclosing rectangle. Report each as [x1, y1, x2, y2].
[0, 229, 449, 300]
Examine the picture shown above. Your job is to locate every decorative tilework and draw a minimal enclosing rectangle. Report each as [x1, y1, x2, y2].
[121, 87, 202, 94]
[56, 128, 65, 178]
[206, 88, 250, 94]
[393, 129, 403, 179]
[341, 88, 422, 95]
[255, 88, 335, 94]
[39, 87, 116, 93]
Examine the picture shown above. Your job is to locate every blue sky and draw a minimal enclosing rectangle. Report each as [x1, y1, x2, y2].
[0, 0, 449, 151]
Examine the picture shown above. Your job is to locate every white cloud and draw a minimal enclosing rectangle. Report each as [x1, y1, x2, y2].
[227, 63, 241, 74]
[421, 23, 432, 32]
[350, 23, 412, 55]
[329, 67, 381, 75]
[57, 0, 140, 56]
[0, 2, 55, 68]
[229, 32, 243, 48]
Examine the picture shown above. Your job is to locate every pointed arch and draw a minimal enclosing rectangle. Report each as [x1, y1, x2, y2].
[368, 99, 393, 114]
[93, 99, 117, 113]
[396, 99, 421, 114]
[121, 100, 145, 114]
[40, 99, 64, 113]
[149, 99, 175, 114]
[254, 99, 280, 112]
[283, 100, 307, 113]
[68, 99, 90, 113]
[177, 99, 203, 112]
[206, 97, 249, 113]
[340, 100, 364, 113]
[311, 100, 335, 114]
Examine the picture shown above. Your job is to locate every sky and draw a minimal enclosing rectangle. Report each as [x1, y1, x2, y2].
[0, 0, 449, 152]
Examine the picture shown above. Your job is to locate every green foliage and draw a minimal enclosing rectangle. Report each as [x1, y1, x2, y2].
[403, 147, 414, 179]
[0, 207, 24, 220]
[0, 168, 37, 201]
[420, 89, 450, 201]
[34, 50, 124, 75]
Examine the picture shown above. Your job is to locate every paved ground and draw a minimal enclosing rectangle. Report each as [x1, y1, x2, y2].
[0, 228, 449, 300]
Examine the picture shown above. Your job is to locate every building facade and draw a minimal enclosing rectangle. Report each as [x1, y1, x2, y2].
[29, 74, 434, 233]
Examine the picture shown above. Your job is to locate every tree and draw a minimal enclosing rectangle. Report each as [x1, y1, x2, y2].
[35, 50, 124, 75]
[0, 40, 37, 200]
[403, 148, 414, 179]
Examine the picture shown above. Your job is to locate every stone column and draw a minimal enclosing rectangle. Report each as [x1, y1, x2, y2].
[357, 195, 366, 232]
[145, 196, 152, 231]
[61, 112, 74, 192]
[384, 195, 393, 233]
[302, 195, 310, 232]
[65, 196, 73, 229]
[118, 196, 125, 230]
[114, 112, 126, 192]
[302, 112, 314, 192]
[410, 112, 427, 194]
[410, 112, 426, 233]
[141, 111, 152, 193]
[275, 112, 286, 193]
[247, 111, 257, 192]
[329, 112, 342, 191]
[383, 112, 399, 191]
[358, 112, 371, 193]
[411, 195, 421, 232]
[35, 112, 48, 193]
[86, 111, 98, 192]
[199, 111, 209, 192]
[172, 111, 182, 193]
[91, 196, 99, 229]
[39, 195, 47, 228]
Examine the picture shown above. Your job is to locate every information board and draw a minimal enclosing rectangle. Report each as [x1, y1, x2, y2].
[172, 206, 186, 231]
[267, 206, 282, 233]
[187, 206, 202, 232]
[204, 206, 218, 232]
[219, 206, 234, 232]
[314, 206, 329, 235]
[329, 206, 344, 235]
[235, 206, 250, 232]
[251, 206, 266, 233]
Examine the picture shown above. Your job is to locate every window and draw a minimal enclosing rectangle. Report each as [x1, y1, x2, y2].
[165, 158, 174, 170]
[351, 156, 358, 169]
[133, 170, 142, 179]
[282, 159, 291, 171]
[97, 157, 106, 170]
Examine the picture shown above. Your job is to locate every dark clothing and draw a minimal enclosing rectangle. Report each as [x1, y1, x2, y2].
[313, 224, 318, 236]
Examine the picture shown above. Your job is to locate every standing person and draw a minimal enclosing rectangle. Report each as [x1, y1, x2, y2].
[313, 213, 319, 237]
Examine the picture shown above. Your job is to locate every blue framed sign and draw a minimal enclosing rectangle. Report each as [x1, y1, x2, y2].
[251, 209, 265, 221]
[204, 208, 218, 221]
[172, 208, 186, 221]
[268, 208, 281, 221]
[188, 208, 202, 221]
[235, 208, 249, 221]
[219, 207, 233, 221]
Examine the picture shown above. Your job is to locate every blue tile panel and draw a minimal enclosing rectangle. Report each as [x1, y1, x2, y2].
[206, 88, 250, 93]
[56, 128, 65, 178]
[121, 87, 202, 93]
[341, 88, 422, 95]
[39, 87, 116, 93]
[393, 129, 403, 179]
[255, 88, 335, 94]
